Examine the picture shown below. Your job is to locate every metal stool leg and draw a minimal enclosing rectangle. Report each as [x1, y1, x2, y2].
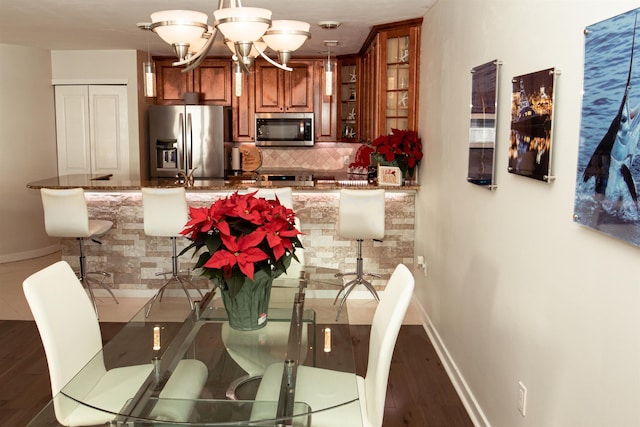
[334, 239, 380, 320]
[145, 237, 201, 317]
[78, 237, 118, 318]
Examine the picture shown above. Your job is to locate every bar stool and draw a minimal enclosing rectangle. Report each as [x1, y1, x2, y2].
[247, 187, 304, 279]
[142, 187, 203, 317]
[40, 188, 118, 316]
[334, 188, 385, 320]
[247, 187, 293, 210]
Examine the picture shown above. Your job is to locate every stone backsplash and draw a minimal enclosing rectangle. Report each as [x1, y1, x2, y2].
[238, 142, 359, 171]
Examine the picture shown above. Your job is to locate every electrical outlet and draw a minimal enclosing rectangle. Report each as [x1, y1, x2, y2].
[518, 381, 527, 416]
[416, 256, 427, 276]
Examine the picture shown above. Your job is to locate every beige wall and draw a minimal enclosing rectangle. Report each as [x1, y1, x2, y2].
[0, 45, 59, 262]
[416, 1, 640, 426]
[51, 50, 142, 179]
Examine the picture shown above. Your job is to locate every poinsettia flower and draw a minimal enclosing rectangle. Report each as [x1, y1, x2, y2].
[230, 192, 265, 225]
[203, 231, 268, 279]
[181, 202, 231, 238]
[262, 219, 300, 260]
[261, 203, 295, 224]
[371, 129, 423, 173]
[180, 190, 303, 291]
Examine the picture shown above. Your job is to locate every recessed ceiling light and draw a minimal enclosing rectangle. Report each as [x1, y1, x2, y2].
[318, 21, 341, 29]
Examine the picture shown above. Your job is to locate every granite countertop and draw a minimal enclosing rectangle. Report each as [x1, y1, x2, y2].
[26, 173, 418, 191]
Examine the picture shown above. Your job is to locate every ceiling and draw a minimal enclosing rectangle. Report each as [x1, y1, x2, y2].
[0, 0, 435, 59]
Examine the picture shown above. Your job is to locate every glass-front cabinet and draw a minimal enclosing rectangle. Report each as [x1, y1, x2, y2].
[360, 18, 421, 141]
[384, 33, 412, 133]
[338, 56, 359, 142]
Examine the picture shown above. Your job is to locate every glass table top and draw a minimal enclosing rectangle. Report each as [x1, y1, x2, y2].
[28, 268, 362, 427]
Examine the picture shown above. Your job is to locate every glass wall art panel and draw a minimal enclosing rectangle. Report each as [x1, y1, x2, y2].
[574, 8, 640, 246]
[508, 68, 556, 182]
[467, 60, 500, 188]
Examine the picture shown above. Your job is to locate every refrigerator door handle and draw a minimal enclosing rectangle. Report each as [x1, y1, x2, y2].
[178, 112, 185, 171]
[186, 113, 193, 171]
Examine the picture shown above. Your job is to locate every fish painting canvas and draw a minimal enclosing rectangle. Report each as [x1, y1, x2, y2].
[508, 68, 555, 181]
[574, 8, 640, 246]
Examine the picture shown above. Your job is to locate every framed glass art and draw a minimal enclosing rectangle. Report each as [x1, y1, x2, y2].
[508, 68, 558, 182]
[574, 7, 640, 246]
[467, 60, 501, 189]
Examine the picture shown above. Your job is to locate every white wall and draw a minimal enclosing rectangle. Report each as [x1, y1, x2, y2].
[0, 45, 59, 262]
[51, 50, 142, 178]
[416, 1, 640, 426]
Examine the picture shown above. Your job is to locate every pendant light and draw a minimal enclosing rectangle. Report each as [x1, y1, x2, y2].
[324, 41, 337, 97]
[143, 32, 156, 97]
[234, 61, 243, 97]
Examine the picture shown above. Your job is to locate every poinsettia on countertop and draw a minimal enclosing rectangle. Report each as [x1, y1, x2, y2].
[180, 191, 302, 297]
[372, 129, 423, 176]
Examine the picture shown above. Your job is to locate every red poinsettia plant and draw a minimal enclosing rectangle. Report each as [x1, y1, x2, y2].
[180, 191, 302, 297]
[372, 129, 423, 176]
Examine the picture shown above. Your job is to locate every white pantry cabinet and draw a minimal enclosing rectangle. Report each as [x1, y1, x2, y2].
[54, 85, 129, 177]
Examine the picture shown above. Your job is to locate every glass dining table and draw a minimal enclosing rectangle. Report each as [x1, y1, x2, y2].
[27, 267, 362, 427]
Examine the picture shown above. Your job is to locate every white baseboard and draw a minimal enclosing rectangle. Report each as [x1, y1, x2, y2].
[0, 244, 61, 264]
[411, 297, 491, 427]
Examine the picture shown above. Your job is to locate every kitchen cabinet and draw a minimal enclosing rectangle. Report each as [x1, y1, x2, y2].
[313, 60, 338, 142]
[232, 70, 256, 142]
[255, 60, 314, 112]
[337, 55, 360, 142]
[360, 18, 421, 140]
[54, 85, 130, 177]
[360, 35, 380, 142]
[155, 58, 232, 106]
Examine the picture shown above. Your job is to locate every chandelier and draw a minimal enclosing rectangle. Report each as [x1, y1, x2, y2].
[137, 0, 311, 74]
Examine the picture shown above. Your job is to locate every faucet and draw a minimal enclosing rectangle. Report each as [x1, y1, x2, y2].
[176, 167, 197, 187]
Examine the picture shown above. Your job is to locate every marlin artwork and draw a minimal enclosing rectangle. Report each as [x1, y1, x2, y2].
[582, 14, 640, 220]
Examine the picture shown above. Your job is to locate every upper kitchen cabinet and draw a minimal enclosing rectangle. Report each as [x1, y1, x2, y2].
[255, 60, 314, 112]
[360, 18, 422, 141]
[338, 55, 360, 142]
[54, 85, 130, 177]
[155, 58, 232, 106]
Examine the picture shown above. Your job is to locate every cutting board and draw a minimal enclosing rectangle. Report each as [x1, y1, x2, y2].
[241, 146, 262, 171]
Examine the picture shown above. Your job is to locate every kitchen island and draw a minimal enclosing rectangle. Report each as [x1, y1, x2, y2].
[27, 174, 417, 298]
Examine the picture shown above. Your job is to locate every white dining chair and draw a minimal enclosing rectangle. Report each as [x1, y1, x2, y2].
[255, 263, 415, 427]
[40, 187, 118, 316]
[23, 260, 208, 426]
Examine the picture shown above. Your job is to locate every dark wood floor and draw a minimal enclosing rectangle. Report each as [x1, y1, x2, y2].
[0, 321, 473, 427]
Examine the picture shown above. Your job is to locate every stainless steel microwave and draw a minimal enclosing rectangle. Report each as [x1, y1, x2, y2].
[255, 112, 314, 147]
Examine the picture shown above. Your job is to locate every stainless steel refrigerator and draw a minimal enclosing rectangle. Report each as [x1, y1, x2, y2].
[149, 105, 228, 179]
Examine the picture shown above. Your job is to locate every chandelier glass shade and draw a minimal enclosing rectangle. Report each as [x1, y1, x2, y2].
[140, 1, 310, 74]
[263, 20, 311, 52]
[213, 7, 272, 42]
[150, 10, 209, 46]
